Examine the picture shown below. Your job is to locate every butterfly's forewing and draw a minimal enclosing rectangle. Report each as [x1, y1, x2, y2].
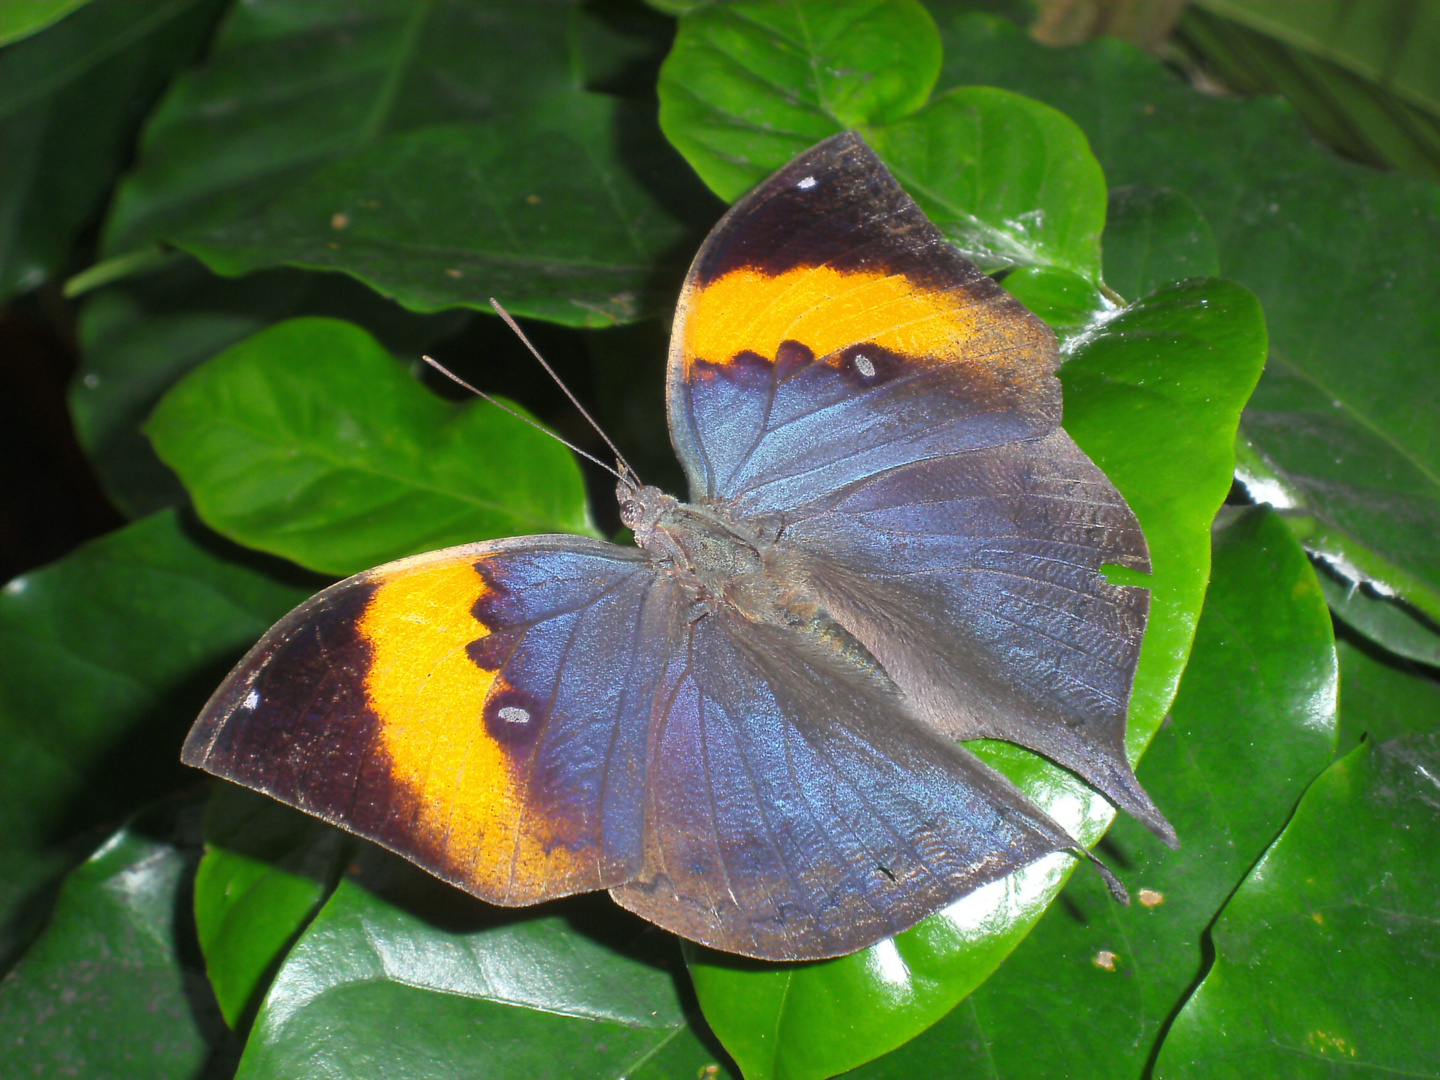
[665, 131, 1172, 844]
[183, 537, 673, 904]
[667, 131, 1059, 517]
[609, 609, 1088, 960]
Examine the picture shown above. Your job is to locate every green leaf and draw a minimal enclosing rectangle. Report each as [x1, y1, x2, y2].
[0, 0, 93, 47]
[998, 265, 1108, 331]
[1153, 733, 1440, 1077]
[659, 0, 1107, 278]
[72, 257, 468, 517]
[0, 799, 228, 1077]
[0, 510, 315, 969]
[234, 853, 733, 1080]
[658, 0, 942, 199]
[687, 278, 1267, 1080]
[869, 87, 1107, 277]
[1102, 185, 1220, 301]
[849, 504, 1339, 1077]
[194, 785, 347, 1030]
[145, 317, 597, 578]
[1240, 358, 1440, 622]
[933, 9, 1440, 636]
[0, 0, 223, 300]
[101, 0, 713, 326]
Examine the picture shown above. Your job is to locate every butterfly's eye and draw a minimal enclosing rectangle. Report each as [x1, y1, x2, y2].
[619, 499, 642, 530]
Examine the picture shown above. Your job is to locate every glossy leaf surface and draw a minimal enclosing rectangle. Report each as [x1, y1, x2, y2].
[194, 785, 347, 1029]
[0, 801, 225, 1078]
[659, 0, 1107, 278]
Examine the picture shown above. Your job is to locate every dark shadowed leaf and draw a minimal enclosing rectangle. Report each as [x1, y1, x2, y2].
[0, 0, 224, 300]
[0, 0, 94, 46]
[0, 510, 315, 969]
[1320, 570, 1440, 668]
[101, 0, 713, 326]
[1333, 633, 1440, 751]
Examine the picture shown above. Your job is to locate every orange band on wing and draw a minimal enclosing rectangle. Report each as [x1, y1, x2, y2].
[682, 265, 1010, 376]
[358, 558, 582, 899]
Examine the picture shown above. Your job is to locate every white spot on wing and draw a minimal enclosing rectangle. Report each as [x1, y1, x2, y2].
[796, 175, 817, 190]
[852, 353, 876, 377]
[498, 706, 531, 725]
[242, 689, 260, 711]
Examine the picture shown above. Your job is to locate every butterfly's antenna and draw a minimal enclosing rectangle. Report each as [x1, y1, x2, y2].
[489, 298, 641, 486]
[419, 355, 625, 483]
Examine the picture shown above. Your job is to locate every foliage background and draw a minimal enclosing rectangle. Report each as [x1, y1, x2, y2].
[0, 0, 1437, 1077]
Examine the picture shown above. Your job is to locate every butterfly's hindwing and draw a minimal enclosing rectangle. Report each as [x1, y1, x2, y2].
[610, 610, 1086, 960]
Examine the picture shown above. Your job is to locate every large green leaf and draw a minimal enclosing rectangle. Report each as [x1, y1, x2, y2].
[658, 0, 1107, 278]
[1154, 733, 1440, 1077]
[686, 278, 1266, 1080]
[232, 851, 733, 1079]
[848, 505, 1338, 1077]
[0, 510, 315, 970]
[0, 800, 228, 1078]
[72, 257, 467, 517]
[101, 0, 714, 326]
[658, 0, 941, 197]
[145, 317, 596, 577]
[0, 0, 224, 300]
[932, 7, 1440, 640]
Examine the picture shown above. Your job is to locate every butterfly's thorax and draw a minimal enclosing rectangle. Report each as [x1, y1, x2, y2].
[619, 482, 888, 685]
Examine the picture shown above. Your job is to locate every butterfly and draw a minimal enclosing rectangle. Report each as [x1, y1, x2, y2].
[182, 131, 1175, 961]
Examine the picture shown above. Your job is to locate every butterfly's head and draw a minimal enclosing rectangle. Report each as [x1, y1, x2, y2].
[617, 482, 676, 545]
